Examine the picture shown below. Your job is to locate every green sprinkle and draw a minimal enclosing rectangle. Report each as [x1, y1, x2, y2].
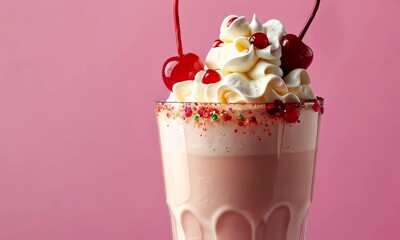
[212, 113, 218, 121]
[194, 115, 199, 121]
[239, 114, 244, 122]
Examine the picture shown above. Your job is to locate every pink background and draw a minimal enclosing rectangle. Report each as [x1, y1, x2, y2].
[1, 0, 399, 239]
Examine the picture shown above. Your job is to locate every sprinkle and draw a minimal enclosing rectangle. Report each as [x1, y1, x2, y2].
[238, 114, 244, 122]
[194, 115, 199, 121]
[223, 113, 232, 121]
[212, 108, 220, 114]
[184, 108, 193, 118]
[212, 113, 218, 121]
[312, 102, 320, 112]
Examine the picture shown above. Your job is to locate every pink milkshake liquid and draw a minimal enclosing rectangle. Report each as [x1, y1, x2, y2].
[156, 100, 323, 240]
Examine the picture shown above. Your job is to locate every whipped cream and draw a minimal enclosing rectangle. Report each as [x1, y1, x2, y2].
[167, 15, 315, 103]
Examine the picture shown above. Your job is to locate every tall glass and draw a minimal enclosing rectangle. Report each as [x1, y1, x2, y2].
[156, 101, 323, 240]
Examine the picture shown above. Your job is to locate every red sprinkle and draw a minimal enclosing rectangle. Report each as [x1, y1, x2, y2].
[198, 107, 211, 118]
[211, 108, 220, 114]
[284, 106, 300, 123]
[312, 102, 320, 112]
[184, 108, 193, 118]
[223, 113, 232, 121]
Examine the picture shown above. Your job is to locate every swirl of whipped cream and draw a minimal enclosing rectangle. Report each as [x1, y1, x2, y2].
[167, 71, 221, 102]
[167, 69, 310, 103]
[220, 16, 251, 43]
[167, 15, 315, 103]
[283, 69, 315, 101]
[207, 15, 285, 72]
[221, 37, 258, 74]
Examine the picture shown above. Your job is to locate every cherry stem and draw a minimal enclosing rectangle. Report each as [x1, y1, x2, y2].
[299, 0, 320, 40]
[174, 0, 184, 57]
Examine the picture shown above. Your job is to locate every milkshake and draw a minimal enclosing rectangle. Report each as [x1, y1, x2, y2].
[157, 0, 324, 239]
[156, 101, 322, 240]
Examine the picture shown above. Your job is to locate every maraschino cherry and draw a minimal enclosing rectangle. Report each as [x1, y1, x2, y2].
[162, 0, 204, 91]
[202, 69, 221, 84]
[249, 32, 270, 49]
[280, 0, 320, 75]
[280, 34, 313, 74]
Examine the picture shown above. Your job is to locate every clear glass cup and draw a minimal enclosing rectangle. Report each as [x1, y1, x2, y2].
[156, 100, 323, 240]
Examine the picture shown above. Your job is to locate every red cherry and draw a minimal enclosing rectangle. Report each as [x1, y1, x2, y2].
[284, 105, 300, 123]
[162, 53, 204, 91]
[162, 0, 204, 91]
[213, 39, 224, 48]
[227, 17, 238, 27]
[202, 69, 221, 84]
[249, 32, 270, 49]
[280, 34, 313, 75]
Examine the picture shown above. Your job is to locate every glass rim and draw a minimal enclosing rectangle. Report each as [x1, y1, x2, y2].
[156, 98, 324, 107]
